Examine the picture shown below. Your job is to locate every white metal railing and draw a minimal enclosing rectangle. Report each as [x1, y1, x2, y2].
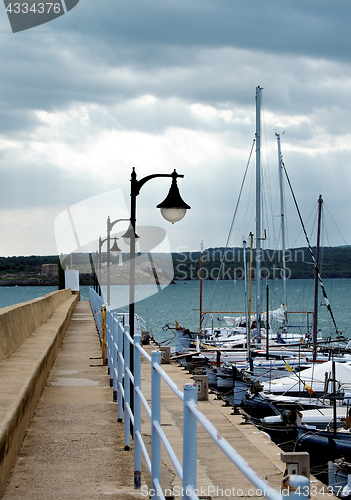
[88, 288, 309, 500]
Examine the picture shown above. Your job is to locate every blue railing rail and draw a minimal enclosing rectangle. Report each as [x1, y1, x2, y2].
[89, 288, 104, 338]
[88, 288, 309, 500]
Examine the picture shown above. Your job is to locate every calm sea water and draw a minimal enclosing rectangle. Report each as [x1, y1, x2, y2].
[1, 278, 350, 344]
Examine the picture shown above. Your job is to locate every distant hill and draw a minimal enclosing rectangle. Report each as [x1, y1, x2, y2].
[172, 246, 351, 280]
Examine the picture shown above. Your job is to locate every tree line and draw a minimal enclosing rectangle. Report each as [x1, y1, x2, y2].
[0, 255, 58, 274]
[172, 246, 351, 280]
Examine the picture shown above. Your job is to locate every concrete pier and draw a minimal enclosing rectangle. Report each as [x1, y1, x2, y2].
[1, 301, 334, 499]
[1, 302, 140, 500]
[0, 289, 77, 495]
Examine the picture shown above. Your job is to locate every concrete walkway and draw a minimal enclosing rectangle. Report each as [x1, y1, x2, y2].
[1, 301, 140, 500]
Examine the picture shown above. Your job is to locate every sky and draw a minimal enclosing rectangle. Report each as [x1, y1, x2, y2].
[0, 0, 351, 257]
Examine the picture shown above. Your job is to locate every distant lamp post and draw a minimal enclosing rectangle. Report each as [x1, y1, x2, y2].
[110, 236, 121, 256]
[122, 222, 139, 246]
[99, 217, 129, 306]
[98, 236, 106, 296]
[106, 217, 129, 306]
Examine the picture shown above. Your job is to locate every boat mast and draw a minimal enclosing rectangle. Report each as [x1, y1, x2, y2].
[248, 232, 254, 368]
[243, 239, 249, 364]
[313, 194, 323, 363]
[282, 164, 339, 334]
[199, 240, 204, 332]
[276, 132, 288, 312]
[255, 86, 262, 343]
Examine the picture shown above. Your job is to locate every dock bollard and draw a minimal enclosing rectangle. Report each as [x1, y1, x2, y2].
[281, 452, 310, 478]
[160, 346, 170, 364]
[192, 375, 208, 401]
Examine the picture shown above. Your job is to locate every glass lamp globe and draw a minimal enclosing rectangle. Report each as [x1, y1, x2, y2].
[121, 224, 139, 246]
[110, 237, 121, 257]
[160, 207, 187, 224]
[156, 171, 191, 224]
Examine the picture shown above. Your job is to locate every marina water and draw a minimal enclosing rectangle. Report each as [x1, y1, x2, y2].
[1, 278, 350, 344]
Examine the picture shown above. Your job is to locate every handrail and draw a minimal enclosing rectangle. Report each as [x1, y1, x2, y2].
[153, 362, 184, 401]
[89, 288, 309, 500]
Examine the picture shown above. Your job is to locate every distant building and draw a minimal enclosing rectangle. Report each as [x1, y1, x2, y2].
[41, 264, 58, 277]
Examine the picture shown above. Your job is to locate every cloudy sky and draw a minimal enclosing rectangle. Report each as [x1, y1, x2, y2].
[0, 0, 350, 257]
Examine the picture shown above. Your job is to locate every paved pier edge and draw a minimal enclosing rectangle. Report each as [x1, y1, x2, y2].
[0, 290, 78, 496]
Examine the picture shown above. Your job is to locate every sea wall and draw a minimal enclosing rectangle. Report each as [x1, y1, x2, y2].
[0, 289, 78, 494]
[0, 288, 74, 362]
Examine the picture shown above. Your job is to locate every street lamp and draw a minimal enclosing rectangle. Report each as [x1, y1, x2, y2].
[122, 167, 190, 453]
[97, 217, 128, 305]
[98, 236, 107, 297]
[106, 216, 129, 306]
[123, 167, 191, 341]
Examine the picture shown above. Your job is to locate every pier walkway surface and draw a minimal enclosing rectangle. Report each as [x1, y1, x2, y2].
[1, 301, 140, 500]
[2, 301, 331, 500]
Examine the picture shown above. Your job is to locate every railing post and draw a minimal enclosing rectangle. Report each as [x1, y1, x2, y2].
[183, 383, 198, 500]
[124, 324, 131, 451]
[151, 351, 161, 499]
[117, 320, 123, 422]
[134, 333, 142, 489]
[113, 315, 118, 402]
[106, 308, 112, 379]
[282, 475, 310, 499]
[108, 310, 113, 386]
[101, 305, 107, 365]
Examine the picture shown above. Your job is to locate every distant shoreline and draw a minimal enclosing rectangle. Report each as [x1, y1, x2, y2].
[0, 278, 58, 287]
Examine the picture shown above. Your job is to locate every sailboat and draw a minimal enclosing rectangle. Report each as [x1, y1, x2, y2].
[191, 89, 320, 353]
[260, 361, 351, 397]
[293, 362, 351, 463]
[172, 88, 347, 401]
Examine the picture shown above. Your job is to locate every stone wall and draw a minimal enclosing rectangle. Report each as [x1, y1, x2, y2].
[0, 289, 78, 494]
[0, 288, 72, 362]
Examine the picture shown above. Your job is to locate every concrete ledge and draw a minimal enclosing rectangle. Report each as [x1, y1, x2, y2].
[0, 288, 74, 362]
[0, 290, 78, 495]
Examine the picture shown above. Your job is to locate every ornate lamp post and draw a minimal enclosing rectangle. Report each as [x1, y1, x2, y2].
[98, 216, 128, 305]
[123, 168, 191, 341]
[122, 168, 190, 486]
[106, 217, 129, 305]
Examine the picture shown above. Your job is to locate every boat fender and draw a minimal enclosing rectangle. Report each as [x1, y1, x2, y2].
[281, 409, 302, 425]
[251, 381, 264, 395]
